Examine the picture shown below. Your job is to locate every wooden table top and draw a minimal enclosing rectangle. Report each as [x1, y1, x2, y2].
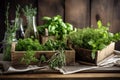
[0, 53, 120, 79]
[0, 72, 120, 78]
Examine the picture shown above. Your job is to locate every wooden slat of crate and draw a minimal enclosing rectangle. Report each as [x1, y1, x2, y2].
[96, 42, 115, 63]
[75, 42, 115, 65]
[39, 35, 55, 44]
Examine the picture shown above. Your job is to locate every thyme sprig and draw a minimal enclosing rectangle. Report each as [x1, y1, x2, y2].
[48, 48, 66, 68]
[22, 4, 37, 17]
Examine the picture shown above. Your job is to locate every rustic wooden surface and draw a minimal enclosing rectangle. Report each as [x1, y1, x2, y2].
[40, 35, 55, 44]
[91, 0, 114, 28]
[0, 73, 120, 79]
[0, 54, 120, 80]
[38, 0, 64, 25]
[65, 0, 90, 28]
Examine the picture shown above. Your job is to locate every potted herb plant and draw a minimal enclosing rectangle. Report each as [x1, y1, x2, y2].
[67, 20, 120, 65]
[37, 15, 76, 44]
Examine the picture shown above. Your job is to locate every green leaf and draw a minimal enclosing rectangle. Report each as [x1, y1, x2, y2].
[42, 16, 51, 21]
[40, 54, 47, 63]
[21, 50, 38, 65]
[107, 22, 110, 27]
[91, 50, 96, 59]
[97, 20, 102, 28]
[98, 44, 106, 50]
[66, 23, 73, 31]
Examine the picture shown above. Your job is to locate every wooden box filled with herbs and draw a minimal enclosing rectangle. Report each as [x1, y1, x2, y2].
[11, 38, 75, 68]
[3, 4, 76, 68]
[10, 15, 76, 68]
[67, 20, 120, 65]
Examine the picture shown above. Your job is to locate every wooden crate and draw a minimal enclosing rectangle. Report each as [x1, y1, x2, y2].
[75, 42, 115, 65]
[11, 42, 75, 66]
[39, 35, 55, 44]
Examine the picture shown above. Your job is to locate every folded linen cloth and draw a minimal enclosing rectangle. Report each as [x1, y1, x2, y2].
[7, 65, 49, 73]
[55, 65, 98, 74]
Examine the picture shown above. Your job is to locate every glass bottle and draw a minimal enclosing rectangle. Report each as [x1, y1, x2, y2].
[19, 18, 25, 39]
[25, 16, 38, 39]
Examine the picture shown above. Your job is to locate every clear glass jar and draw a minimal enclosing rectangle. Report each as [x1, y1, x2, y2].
[25, 16, 38, 39]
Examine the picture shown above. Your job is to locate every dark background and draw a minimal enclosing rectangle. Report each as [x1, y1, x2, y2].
[0, 0, 120, 52]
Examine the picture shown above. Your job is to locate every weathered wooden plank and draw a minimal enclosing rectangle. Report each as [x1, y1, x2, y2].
[0, 73, 120, 79]
[38, 0, 64, 25]
[112, 0, 120, 50]
[65, 0, 90, 28]
[91, 0, 114, 28]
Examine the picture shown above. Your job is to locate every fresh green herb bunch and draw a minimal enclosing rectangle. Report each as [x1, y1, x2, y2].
[48, 48, 66, 68]
[44, 39, 69, 50]
[21, 50, 38, 65]
[22, 4, 37, 17]
[15, 37, 43, 51]
[3, 4, 20, 61]
[68, 20, 120, 59]
[22, 4, 38, 38]
[16, 38, 68, 66]
[15, 38, 69, 51]
[37, 15, 76, 40]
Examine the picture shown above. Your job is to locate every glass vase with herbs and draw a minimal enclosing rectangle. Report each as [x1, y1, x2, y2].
[22, 4, 38, 39]
[3, 4, 20, 61]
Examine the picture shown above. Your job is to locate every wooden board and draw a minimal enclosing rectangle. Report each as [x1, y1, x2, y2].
[38, 0, 64, 25]
[0, 73, 120, 79]
[91, 0, 114, 28]
[65, 0, 90, 28]
[39, 35, 55, 44]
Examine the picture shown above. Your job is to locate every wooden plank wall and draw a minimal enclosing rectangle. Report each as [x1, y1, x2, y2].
[38, 0, 64, 25]
[65, 0, 90, 28]
[91, 0, 120, 50]
[0, 0, 120, 51]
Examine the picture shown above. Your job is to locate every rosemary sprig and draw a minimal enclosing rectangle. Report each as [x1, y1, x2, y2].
[22, 4, 37, 17]
[3, 4, 20, 61]
[48, 48, 66, 68]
